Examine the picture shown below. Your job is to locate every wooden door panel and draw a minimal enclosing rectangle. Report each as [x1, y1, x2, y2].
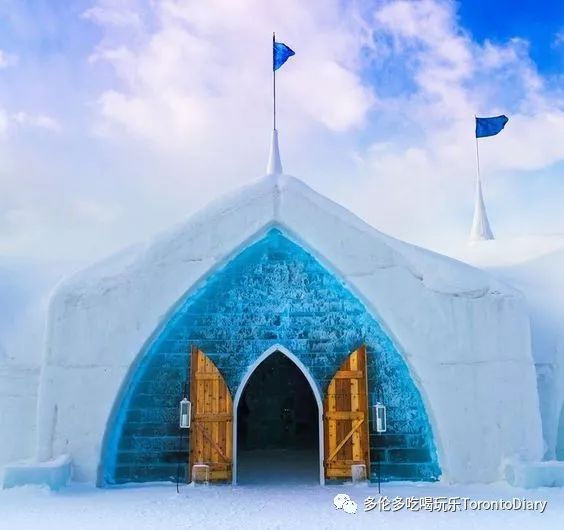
[324, 346, 370, 480]
[189, 346, 233, 482]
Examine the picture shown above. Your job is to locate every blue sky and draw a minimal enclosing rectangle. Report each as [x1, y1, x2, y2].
[0, 0, 563, 261]
[458, 0, 564, 74]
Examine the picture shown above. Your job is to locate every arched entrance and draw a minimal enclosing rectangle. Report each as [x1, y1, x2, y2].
[232, 345, 324, 485]
[99, 230, 440, 486]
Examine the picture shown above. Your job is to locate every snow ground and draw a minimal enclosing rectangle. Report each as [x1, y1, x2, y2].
[0, 481, 562, 530]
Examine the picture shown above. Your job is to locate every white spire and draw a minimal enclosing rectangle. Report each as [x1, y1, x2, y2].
[469, 175, 494, 242]
[266, 129, 283, 175]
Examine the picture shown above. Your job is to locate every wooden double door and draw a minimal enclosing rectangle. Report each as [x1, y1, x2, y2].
[188, 345, 370, 482]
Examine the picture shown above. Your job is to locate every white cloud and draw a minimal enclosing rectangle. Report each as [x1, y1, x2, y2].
[0, 50, 18, 69]
[71, 199, 120, 224]
[0, 108, 8, 134]
[87, 0, 374, 149]
[12, 112, 62, 132]
[331, 0, 564, 249]
[1, 0, 564, 261]
[82, 2, 143, 29]
[133, 0, 539, 188]
[553, 29, 564, 48]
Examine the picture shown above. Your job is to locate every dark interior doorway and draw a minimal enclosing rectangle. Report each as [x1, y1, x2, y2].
[237, 351, 319, 484]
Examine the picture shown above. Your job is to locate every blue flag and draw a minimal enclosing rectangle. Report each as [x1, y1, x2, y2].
[475, 115, 509, 138]
[273, 41, 295, 71]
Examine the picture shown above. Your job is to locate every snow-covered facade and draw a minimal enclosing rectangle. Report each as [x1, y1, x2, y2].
[451, 237, 564, 466]
[15, 154, 541, 488]
[0, 131, 548, 488]
[0, 259, 75, 476]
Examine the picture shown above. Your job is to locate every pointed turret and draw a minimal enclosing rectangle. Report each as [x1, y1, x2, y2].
[266, 129, 283, 175]
[469, 176, 494, 242]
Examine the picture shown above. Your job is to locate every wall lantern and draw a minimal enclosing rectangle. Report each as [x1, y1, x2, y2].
[371, 387, 387, 494]
[371, 401, 387, 433]
[179, 397, 191, 429]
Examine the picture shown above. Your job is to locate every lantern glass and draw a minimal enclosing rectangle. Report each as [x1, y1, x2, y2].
[371, 402, 387, 433]
[179, 398, 191, 429]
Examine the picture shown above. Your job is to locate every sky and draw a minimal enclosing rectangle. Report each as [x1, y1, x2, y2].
[0, 0, 564, 262]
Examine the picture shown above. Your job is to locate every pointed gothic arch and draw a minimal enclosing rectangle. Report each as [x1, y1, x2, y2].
[232, 344, 325, 485]
[98, 228, 440, 486]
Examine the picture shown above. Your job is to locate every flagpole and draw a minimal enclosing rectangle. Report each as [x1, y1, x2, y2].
[273, 32, 276, 131]
[470, 116, 494, 241]
[474, 115, 482, 186]
[475, 136, 481, 184]
[470, 114, 503, 241]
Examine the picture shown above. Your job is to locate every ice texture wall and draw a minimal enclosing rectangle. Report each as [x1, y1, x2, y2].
[100, 229, 439, 485]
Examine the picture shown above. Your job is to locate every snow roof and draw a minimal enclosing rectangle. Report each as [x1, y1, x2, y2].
[59, 172, 513, 301]
[55, 120, 511, 302]
[450, 235, 564, 365]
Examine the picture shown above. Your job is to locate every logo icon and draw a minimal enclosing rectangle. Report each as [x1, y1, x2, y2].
[333, 493, 358, 514]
